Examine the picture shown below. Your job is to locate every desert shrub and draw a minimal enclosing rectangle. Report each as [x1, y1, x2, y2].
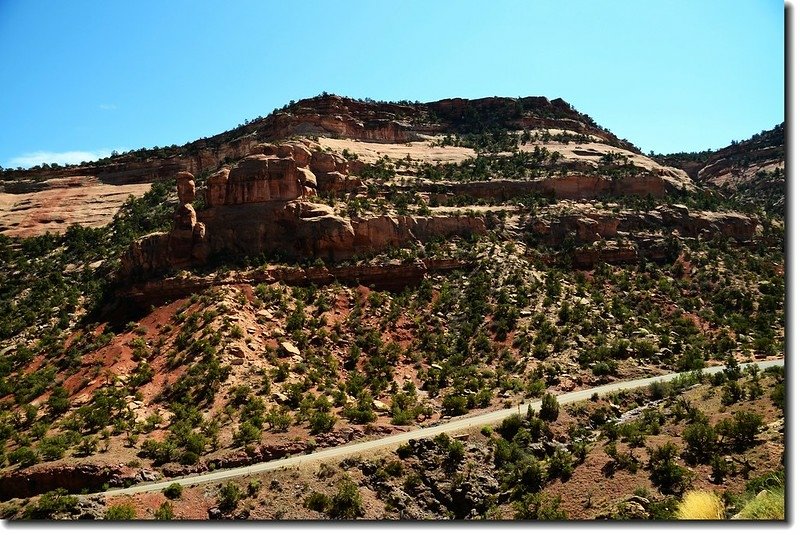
[266, 409, 292, 432]
[604, 442, 639, 474]
[736, 487, 784, 520]
[342, 392, 376, 424]
[547, 448, 574, 481]
[104, 503, 136, 520]
[720, 380, 744, 405]
[383, 460, 404, 477]
[647, 442, 690, 495]
[233, 421, 261, 447]
[403, 472, 422, 493]
[539, 392, 559, 422]
[37, 435, 68, 461]
[305, 491, 332, 513]
[219, 482, 242, 511]
[497, 414, 524, 441]
[513, 492, 567, 520]
[716, 411, 763, 450]
[163, 483, 183, 500]
[682, 422, 717, 463]
[22, 489, 77, 519]
[516, 457, 546, 493]
[309, 411, 336, 435]
[9, 446, 39, 468]
[328, 477, 364, 519]
[140, 439, 177, 465]
[47, 386, 70, 416]
[709, 454, 733, 483]
[396, 443, 413, 459]
[675, 491, 724, 520]
[446, 439, 465, 465]
[442, 393, 469, 416]
[647, 496, 680, 520]
[771, 382, 784, 410]
[618, 422, 646, 447]
[76, 436, 98, 456]
[154, 501, 174, 520]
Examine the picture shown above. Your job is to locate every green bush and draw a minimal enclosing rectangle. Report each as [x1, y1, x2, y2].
[154, 501, 174, 520]
[219, 482, 242, 511]
[309, 411, 336, 435]
[647, 442, 691, 495]
[305, 491, 332, 513]
[163, 483, 183, 500]
[717, 411, 763, 449]
[328, 478, 364, 519]
[771, 382, 784, 410]
[539, 392, 559, 422]
[442, 393, 469, 416]
[104, 503, 136, 520]
[547, 448, 575, 481]
[513, 492, 566, 520]
[22, 489, 77, 519]
[682, 422, 717, 463]
[9, 446, 40, 468]
[497, 414, 524, 441]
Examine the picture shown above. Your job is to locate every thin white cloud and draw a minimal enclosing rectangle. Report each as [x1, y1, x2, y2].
[98, 103, 117, 110]
[6, 148, 127, 168]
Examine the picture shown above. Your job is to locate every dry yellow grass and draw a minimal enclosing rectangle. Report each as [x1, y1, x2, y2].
[736, 488, 784, 520]
[676, 491, 725, 520]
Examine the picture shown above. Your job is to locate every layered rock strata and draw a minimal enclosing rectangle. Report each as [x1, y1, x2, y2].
[120, 149, 484, 279]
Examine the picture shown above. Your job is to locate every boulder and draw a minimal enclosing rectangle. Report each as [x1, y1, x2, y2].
[176, 171, 196, 204]
[206, 167, 230, 207]
[279, 341, 301, 357]
[173, 203, 197, 230]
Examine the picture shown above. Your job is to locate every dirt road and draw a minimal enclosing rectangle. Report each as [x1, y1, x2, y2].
[100, 358, 784, 497]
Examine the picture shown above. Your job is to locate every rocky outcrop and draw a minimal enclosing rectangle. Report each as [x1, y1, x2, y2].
[122, 258, 470, 306]
[617, 204, 758, 240]
[371, 437, 499, 519]
[206, 155, 306, 206]
[530, 214, 620, 246]
[0, 463, 140, 500]
[119, 166, 485, 279]
[528, 204, 757, 247]
[427, 174, 665, 203]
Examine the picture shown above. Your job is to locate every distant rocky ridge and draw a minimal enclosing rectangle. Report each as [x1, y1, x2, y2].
[656, 123, 785, 213]
[0, 94, 635, 193]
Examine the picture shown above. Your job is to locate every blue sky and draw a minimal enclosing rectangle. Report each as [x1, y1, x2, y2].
[0, 0, 784, 168]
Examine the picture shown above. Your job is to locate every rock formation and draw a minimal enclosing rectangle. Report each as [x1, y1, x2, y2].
[119, 158, 485, 279]
[527, 204, 757, 247]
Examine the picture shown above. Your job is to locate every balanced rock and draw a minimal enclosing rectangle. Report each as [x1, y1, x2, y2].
[176, 171, 196, 204]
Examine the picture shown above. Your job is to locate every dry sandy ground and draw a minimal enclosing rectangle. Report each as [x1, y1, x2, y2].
[0, 182, 151, 237]
[317, 136, 477, 164]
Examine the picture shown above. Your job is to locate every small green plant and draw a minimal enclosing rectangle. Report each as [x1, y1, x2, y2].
[305, 491, 332, 513]
[328, 477, 364, 519]
[104, 503, 137, 520]
[219, 482, 242, 511]
[22, 489, 78, 519]
[154, 501, 174, 520]
[539, 392, 560, 421]
[163, 483, 183, 500]
[513, 492, 567, 520]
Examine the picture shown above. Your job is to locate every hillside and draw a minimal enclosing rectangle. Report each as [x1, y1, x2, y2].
[0, 94, 682, 237]
[0, 94, 784, 520]
[656, 123, 785, 215]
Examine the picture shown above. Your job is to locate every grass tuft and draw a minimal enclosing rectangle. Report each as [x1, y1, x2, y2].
[736, 488, 784, 520]
[676, 491, 724, 520]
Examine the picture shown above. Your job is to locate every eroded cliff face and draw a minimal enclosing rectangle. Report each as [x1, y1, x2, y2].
[527, 204, 757, 246]
[119, 142, 486, 279]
